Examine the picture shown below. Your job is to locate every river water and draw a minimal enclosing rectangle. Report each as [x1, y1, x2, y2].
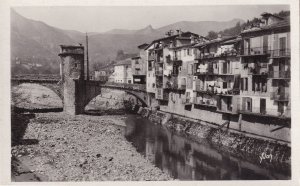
[124, 114, 290, 180]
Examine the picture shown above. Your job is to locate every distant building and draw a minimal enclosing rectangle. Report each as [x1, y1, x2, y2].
[112, 58, 133, 84]
[131, 43, 148, 84]
[94, 70, 108, 81]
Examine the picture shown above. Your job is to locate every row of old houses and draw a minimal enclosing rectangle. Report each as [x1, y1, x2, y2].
[110, 12, 291, 121]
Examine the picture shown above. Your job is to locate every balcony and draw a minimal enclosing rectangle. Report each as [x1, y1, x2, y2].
[148, 55, 155, 61]
[268, 71, 290, 79]
[217, 88, 240, 96]
[195, 84, 205, 92]
[195, 50, 238, 60]
[239, 107, 290, 118]
[269, 49, 290, 58]
[194, 86, 215, 95]
[178, 84, 186, 90]
[164, 81, 178, 90]
[133, 70, 146, 76]
[155, 66, 163, 76]
[156, 57, 164, 63]
[134, 64, 141, 69]
[194, 68, 214, 76]
[239, 107, 266, 116]
[172, 56, 182, 62]
[192, 97, 217, 107]
[181, 97, 192, 105]
[166, 55, 172, 63]
[240, 47, 270, 56]
[247, 67, 268, 76]
[270, 92, 289, 101]
[156, 88, 169, 100]
[201, 53, 216, 59]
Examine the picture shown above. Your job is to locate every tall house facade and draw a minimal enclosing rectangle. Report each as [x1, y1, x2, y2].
[193, 36, 242, 114]
[113, 58, 133, 84]
[239, 13, 290, 118]
[137, 12, 290, 142]
[145, 31, 199, 106]
[131, 43, 148, 84]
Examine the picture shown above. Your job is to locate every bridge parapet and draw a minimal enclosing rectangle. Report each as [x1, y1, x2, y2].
[102, 82, 146, 92]
[12, 74, 61, 81]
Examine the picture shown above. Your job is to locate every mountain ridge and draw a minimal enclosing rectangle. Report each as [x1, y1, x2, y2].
[11, 9, 243, 74]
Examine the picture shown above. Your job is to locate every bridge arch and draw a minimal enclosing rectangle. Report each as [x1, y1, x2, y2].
[11, 82, 63, 108]
[124, 90, 148, 107]
[83, 87, 148, 112]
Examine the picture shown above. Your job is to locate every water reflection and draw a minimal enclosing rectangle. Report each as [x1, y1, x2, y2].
[124, 115, 289, 180]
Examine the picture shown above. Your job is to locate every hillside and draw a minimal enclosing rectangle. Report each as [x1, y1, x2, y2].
[11, 9, 243, 75]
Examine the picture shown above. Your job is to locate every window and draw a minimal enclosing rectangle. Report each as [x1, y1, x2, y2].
[74, 63, 78, 68]
[278, 102, 284, 114]
[247, 99, 251, 111]
[223, 82, 227, 89]
[187, 64, 193, 75]
[241, 78, 244, 90]
[245, 78, 248, 91]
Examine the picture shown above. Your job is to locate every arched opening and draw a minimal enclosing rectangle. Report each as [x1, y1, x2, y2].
[12, 83, 63, 110]
[84, 89, 146, 115]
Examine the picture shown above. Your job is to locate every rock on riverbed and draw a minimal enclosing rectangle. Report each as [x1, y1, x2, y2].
[11, 112, 172, 181]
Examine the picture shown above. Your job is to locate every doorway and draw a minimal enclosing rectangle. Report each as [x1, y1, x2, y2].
[260, 98, 266, 114]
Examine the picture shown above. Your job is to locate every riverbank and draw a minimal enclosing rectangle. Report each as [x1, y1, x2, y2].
[137, 106, 291, 174]
[11, 112, 172, 181]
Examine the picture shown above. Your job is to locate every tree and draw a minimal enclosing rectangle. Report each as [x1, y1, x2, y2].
[219, 22, 242, 36]
[206, 31, 218, 40]
[274, 10, 290, 18]
[116, 50, 125, 60]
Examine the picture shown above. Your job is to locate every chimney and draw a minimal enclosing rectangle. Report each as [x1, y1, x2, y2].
[170, 30, 174, 36]
[190, 35, 195, 44]
[176, 29, 182, 36]
[165, 31, 170, 37]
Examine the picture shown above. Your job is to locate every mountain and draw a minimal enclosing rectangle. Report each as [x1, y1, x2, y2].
[11, 9, 243, 74]
[105, 25, 162, 36]
[105, 19, 244, 36]
[157, 19, 244, 36]
[11, 9, 77, 60]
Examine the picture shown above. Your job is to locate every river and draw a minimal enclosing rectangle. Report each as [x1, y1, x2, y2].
[124, 114, 290, 180]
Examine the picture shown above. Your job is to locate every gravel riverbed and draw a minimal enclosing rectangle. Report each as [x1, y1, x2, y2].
[11, 112, 173, 181]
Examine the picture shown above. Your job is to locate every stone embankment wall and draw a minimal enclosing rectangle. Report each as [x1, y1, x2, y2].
[135, 106, 291, 173]
[159, 100, 290, 143]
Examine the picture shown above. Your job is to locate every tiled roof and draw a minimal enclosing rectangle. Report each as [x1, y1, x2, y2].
[144, 31, 199, 50]
[193, 36, 237, 48]
[169, 43, 196, 50]
[114, 58, 132, 66]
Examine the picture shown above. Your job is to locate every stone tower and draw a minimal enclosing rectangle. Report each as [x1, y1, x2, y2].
[58, 45, 86, 115]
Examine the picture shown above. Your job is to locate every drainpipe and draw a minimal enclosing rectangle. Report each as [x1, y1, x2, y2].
[86, 33, 89, 81]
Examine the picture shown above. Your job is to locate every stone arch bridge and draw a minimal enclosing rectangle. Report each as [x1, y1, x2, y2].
[11, 74, 149, 115]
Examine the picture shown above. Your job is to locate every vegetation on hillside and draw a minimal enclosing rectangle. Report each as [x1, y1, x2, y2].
[205, 10, 290, 40]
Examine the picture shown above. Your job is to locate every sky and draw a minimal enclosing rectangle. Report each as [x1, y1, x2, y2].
[13, 5, 289, 33]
